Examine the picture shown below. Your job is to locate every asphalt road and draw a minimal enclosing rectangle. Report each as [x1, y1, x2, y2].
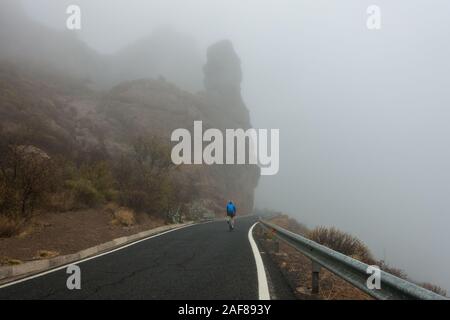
[0, 216, 282, 300]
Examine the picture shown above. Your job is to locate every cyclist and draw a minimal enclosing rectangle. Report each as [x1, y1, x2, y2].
[226, 201, 237, 231]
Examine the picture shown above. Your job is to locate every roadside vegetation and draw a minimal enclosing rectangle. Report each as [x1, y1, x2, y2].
[0, 131, 199, 239]
[268, 214, 447, 298]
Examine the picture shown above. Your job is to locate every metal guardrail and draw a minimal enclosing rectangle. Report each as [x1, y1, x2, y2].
[259, 219, 448, 300]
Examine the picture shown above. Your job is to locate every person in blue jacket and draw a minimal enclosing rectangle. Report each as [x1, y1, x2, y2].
[226, 201, 237, 230]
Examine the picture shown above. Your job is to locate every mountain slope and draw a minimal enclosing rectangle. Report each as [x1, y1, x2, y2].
[0, 2, 259, 215]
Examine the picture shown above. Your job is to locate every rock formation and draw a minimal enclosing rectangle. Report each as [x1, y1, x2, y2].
[0, 3, 260, 215]
[204, 40, 251, 129]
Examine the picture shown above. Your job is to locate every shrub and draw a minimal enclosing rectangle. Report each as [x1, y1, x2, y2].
[65, 178, 103, 208]
[271, 214, 309, 236]
[44, 191, 76, 213]
[62, 161, 117, 209]
[376, 260, 408, 279]
[0, 216, 23, 238]
[309, 226, 373, 263]
[119, 190, 148, 213]
[0, 257, 23, 266]
[111, 208, 136, 227]
[167, 206, 183, 224]
[0, 144, 54, 218]
[115, 136, 177, 215]
[186, 200, 215, 222]
[79, 162, 117, 202]
[36, 250, 59, 259]
[421, 283, 447, 297]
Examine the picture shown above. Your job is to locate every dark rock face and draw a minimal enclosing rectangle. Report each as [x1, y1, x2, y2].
[88, 41, 260, 215]
[202, 40, 259, 213]
[99, 41, 261, 213]
[204, 40, 250, 129]
[204, 40, 242, 98]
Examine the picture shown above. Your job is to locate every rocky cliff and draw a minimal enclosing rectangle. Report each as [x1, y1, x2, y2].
[97, 41, 259, 213]
[0, 3, 259, 215]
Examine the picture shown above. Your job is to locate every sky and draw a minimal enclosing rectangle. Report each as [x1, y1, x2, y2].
[18, 0, 450, 291]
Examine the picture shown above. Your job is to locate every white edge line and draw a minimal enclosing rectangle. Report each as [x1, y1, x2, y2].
[0, 223, 196, 289]
[248, 222, 270, 300]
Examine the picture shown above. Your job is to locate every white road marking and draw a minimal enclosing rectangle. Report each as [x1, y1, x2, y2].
[0, 223, 196, 289]
[248, 222, 270, 300]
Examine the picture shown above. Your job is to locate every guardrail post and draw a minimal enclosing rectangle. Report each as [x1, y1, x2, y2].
[311, 261, 321, 295]
[274, 240, 279, 253]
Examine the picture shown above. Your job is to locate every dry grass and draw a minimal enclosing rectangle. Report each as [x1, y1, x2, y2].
[421, 282, 447, 297]
[17, 227, 34, 239]
[104, 202, 119, 215]
[111, 207, 136, 227]
[309, 226, 373, 263]
[377, 260, 408, 279]
[35, 250, 59, 259]
[268, 216, 448, 299]
[0, 216, 24, 238]
[270, 214, 309, 236]
[255, 227, 371, 300]
[0, 257, 23, 266]
[45, 192, 76, 212]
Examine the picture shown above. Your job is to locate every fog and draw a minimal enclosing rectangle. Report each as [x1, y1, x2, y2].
[11, 0, 450, 291]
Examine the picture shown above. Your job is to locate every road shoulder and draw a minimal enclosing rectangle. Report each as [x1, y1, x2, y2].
[0, 221, 194, 287]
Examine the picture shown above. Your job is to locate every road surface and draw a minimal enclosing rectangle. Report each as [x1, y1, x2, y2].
[0, 216, 294, 300]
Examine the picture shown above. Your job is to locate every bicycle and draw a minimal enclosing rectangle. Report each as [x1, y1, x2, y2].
[227, 215, 235, 231]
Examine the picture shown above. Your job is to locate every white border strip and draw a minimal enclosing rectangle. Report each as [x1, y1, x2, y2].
[0, 224, 195, 289]
[248, 222, 270, 300]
